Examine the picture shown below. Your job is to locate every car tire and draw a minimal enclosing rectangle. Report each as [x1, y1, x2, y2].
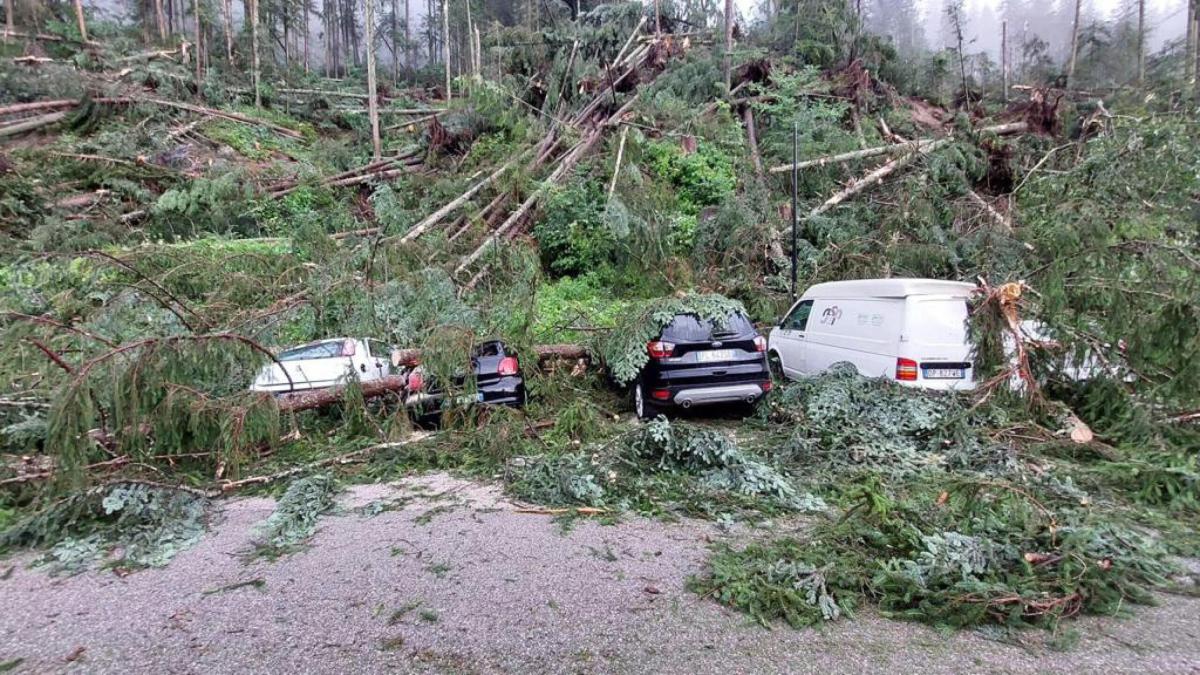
[768, 352, 785, 382]
[634, 380, 663, 421]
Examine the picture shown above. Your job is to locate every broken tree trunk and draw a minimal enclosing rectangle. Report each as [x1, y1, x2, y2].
[966, 190, 1011, 230]
[768, 138, 941, 173]
[809, 139, 951, 218]
[606, 125, 629, 200]
[398, 156, 520, 243]
[141, 97, 303, 137]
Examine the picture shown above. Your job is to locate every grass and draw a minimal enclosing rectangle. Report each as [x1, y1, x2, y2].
[424, 562, 452, 579]
[387, 600, 424, 625]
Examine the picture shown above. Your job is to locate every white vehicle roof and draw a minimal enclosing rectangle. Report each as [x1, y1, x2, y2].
[801, 278, 976, 300]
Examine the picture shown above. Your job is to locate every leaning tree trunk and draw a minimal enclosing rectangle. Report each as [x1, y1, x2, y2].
[366, 0, 382, 159]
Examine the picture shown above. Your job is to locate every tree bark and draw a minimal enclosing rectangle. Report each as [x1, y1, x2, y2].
[4, 0, 12, 44]
[1066, 0, 1082, 86]
[73, 0, 88, 41]
[742, 106, 764, 182]
[400, 157, 520, 243]
[1135, 0, 1144, 86]
[404, 0, 410, 73]
[366, 0, 382, 159]
[250, 0, 260, 106]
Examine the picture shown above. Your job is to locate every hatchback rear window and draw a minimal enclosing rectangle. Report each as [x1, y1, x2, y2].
[278, 341, 350, 361]
[661, 313, 754, 341]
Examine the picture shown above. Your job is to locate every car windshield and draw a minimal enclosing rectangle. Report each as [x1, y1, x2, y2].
[277, 341, 347, 362]
[661, 313, 755, 341]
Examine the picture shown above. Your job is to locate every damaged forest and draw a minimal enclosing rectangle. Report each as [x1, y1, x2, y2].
[0, 0, 1199, 668]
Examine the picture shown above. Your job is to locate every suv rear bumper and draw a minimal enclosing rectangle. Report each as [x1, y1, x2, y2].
[667, 383, 766, 408]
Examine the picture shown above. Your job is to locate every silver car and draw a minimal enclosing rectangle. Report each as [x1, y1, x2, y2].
[250, 337, 394, 393]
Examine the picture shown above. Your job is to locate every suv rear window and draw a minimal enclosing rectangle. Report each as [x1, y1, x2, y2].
[661, 313, 754, 341]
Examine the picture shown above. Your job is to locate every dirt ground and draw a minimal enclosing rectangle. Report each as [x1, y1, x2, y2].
[2, 473, 1198, 674]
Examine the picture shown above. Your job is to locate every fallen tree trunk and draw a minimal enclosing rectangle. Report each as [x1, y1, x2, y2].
[0, 111, 68, 137]
[398, 155, 521, 243]
[966, 190, 1012, 230]
[769, 138, 940, 174]
[139, 97, 303, 139]
[278, 344, 588, 413]
[809, 139, 951, 218]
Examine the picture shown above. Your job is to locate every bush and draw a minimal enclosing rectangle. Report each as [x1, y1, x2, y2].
[644, 140, 735, 215]
[533, 180, 619, 276]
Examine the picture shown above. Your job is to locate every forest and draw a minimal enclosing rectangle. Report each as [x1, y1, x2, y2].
[0, 0, 1198, 665]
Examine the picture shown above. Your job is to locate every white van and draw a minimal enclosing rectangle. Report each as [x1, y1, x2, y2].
[768, 279, 977, 391]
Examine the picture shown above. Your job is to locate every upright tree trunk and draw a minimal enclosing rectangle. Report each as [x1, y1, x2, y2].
[250, 0, 260, 106]
[442, 0, 450, 98]
[1066, 0, 1082, 86]
[348, 0, 360, 67]
[465, 0, 474, 81]
[221, 0, 233, 61]
[155, 0, 168, 41]
[404, 0, 410, 73]
[4, 0, 12, 43]
[654, 0, 660, 36]
[390, 0, 398, 85]
[1189, 0, 1198, 91]
[1135, 0, 1144, 85]
[723, 0, 733, 93]
[1001, 20, 1008, 103]
[193, 0, 202, 91]
[303, 0, 309, 73]
[366, 0, 381, 159]
[73, 0, 88, 41]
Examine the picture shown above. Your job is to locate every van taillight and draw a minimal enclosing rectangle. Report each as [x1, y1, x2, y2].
[498, 356, 519, 376]
[896, 358, 919, 381]
[341, 339, 357, 357]
[753, 335, 767, 352]
[647, 341, 676, 359]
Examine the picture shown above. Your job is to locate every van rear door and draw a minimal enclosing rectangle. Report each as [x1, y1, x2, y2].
[901, 296, 974, 389]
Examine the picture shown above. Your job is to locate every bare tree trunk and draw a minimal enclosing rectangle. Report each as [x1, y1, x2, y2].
[4, 0, 12, 44]
[404, 0, 410, 73]
[442, 0, 450, 98]
[221, 0, 233, 61]
[303, 0, 309, 73]
[723, 0, 733, 93]
[654, 0, 660, 35]
[1135, 0, 1144, 85]
[366, 0, 382, 159]
[1066, 0, 1082, 86]
[193, 0, 202, 91]
[390, 0, 398, 85]
[1190, 0, 1198, 92]
[155, 0, 168, 41]
[250, 0, 260, 106]
[73, 0, 88, 41]
[1001, 20, 1008, 103]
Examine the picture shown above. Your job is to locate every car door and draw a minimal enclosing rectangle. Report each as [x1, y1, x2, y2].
[365, 339, 390, 381]
[772, 300, 813, 377]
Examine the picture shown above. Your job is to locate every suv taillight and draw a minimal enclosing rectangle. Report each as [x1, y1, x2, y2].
[498, 356, 519, 376]
[406, 370, 425, 391]
[753, 335, 767, 352]
[896, 358, 919, 381]
[647, 341, 676, 359]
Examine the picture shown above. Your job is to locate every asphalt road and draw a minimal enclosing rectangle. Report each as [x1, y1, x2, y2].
[2, 473, 1198, 674]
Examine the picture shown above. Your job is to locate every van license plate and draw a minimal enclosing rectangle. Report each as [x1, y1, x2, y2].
[696, 349, 735, 363]
[923, 368, 965, 379]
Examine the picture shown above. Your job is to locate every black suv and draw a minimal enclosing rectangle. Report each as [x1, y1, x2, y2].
[634, 311, 772, 420]
[404, 340, 527, 414]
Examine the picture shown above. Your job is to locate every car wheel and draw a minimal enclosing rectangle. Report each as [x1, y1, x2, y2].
[634, 381, 663, 421]
[769, 352, 785, 382]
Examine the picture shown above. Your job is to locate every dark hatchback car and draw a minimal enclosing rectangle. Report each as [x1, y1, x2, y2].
[404, 339, 526, 415]
[633, 311, 772, 420]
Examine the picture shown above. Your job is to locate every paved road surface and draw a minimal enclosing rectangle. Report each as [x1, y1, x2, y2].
[2, 473, 1198, 674]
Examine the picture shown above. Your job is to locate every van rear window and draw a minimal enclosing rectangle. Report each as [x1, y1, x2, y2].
[661, 313, 754, 341]
[907, 299, 970, 347]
